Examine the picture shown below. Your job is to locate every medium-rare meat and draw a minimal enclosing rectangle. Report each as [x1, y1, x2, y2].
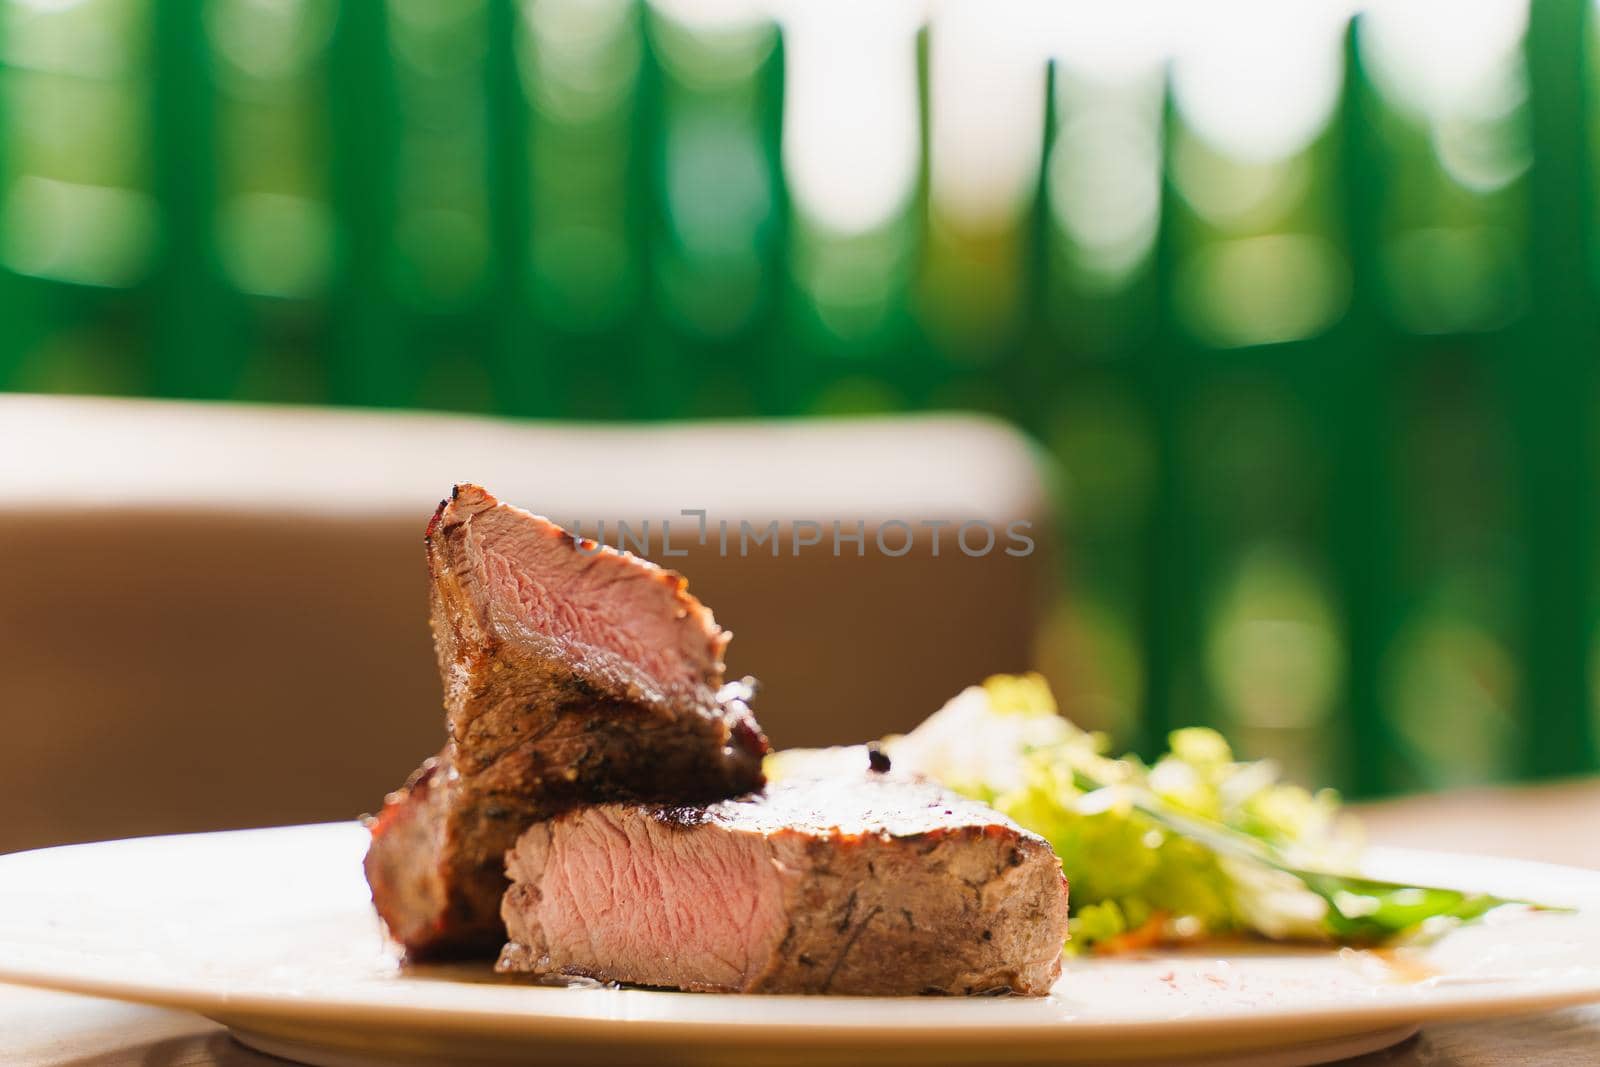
[365, 484, 768, 958]
[496, 770, 1070, 995]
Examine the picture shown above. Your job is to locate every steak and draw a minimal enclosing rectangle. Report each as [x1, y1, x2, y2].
[495, 770, 1070, 995]
[365, 484, 768, 958]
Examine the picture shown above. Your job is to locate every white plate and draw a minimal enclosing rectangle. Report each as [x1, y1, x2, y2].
[1, 824, 1598, 1067]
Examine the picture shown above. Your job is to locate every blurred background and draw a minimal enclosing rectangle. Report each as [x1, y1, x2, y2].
[2, 0, 1598, 804]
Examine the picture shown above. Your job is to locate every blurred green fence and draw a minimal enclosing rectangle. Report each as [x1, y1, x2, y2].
[2, 0, 1598, 795]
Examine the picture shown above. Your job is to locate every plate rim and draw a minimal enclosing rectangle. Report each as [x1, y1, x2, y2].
[2, 822, 1599, 1047]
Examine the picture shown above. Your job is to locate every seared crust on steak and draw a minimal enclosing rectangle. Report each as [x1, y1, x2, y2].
[495, 773, 1070, 995]
[365, 485, 768, 958]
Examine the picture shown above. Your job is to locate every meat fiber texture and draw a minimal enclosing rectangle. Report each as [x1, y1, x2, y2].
[496, 771, 1070, 995]
[365, 484, 768, 958]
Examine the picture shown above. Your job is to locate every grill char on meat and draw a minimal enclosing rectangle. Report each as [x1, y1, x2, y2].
[364, 484, 768, 958]
[495, 772, 1071, 995]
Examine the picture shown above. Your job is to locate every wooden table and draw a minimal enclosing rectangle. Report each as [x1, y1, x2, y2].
[6, 781, 1599, 1066]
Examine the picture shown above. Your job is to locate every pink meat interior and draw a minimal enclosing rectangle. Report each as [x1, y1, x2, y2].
[471, 501, 726, 705]
[512, 811, 786, 991]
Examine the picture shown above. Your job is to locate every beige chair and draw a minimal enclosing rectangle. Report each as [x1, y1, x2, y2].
[0, 395, 1055, 853]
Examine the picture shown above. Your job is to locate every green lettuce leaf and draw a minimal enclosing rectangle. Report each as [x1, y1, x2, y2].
[774, 673, 1550, 954]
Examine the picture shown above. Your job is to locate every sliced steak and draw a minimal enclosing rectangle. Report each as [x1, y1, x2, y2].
[366, 484, 768, 958]
[496, 771, 1070, 995]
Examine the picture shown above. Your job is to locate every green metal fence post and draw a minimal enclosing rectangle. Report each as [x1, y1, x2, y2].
[628, 7, 672, 418]
[754, 30, 789, 416]
[1137, 80, 1202, 759]
[903, 22, 936, 409]
[328, 0, 403, 406]
[484, 0, 547, 417]
[149, 0, 235, 397]
[1320, 16, 1405, 796]
[1516, 0, 1599, 777]
[1016, 59, 1058, 437]
[0, 20, 18, 390]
